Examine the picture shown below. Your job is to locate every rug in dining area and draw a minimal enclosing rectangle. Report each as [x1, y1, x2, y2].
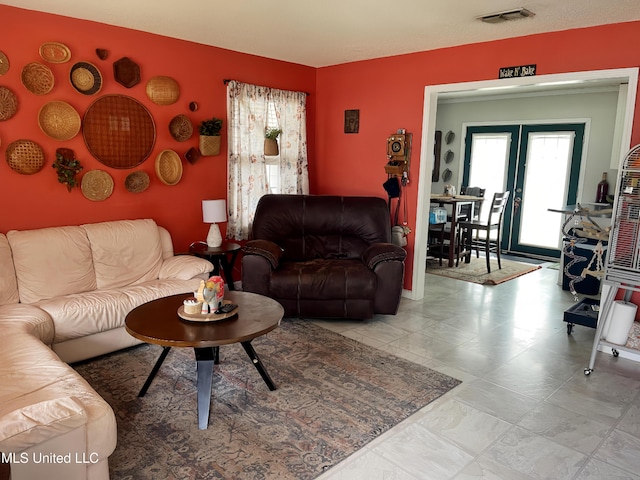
[427, 255, 541, 285]
[74, 319, 461, 480]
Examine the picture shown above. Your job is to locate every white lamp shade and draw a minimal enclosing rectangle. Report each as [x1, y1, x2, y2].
[202, 199, 227, 223]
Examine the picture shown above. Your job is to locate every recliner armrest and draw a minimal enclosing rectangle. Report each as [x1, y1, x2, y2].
[362, 243, 407, 269]
[242, 240, 284, 269]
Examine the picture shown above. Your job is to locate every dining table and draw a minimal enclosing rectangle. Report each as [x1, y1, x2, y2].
[429, 194, 485, 267]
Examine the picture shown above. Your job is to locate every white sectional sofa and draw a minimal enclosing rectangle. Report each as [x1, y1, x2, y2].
[0, 219, 213, 479]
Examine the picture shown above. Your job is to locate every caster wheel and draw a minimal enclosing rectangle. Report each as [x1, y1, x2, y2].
[584, 368, 592, 375]
[567, 323, 574, 335]
[613, 349, 619, 357]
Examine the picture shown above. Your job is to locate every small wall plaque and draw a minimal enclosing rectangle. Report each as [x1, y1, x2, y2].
[344, 109, 359, 134]
[499, 64, 536, 79]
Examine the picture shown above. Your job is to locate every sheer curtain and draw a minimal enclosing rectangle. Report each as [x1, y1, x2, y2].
[226, 80, 308, 240]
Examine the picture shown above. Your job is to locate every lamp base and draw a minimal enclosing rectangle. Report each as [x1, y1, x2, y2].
[206, 224, 222, 247]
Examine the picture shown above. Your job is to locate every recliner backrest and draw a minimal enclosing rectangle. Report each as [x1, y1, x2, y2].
[252, 194, 391, 261]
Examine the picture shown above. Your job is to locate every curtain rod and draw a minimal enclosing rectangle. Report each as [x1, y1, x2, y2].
[223, 79, 309, 96]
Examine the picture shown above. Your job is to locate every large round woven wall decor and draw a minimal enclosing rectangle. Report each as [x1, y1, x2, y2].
[146, 76, 180, 105]
[83, 94, 156, 169]
[5, 139, 45, 175]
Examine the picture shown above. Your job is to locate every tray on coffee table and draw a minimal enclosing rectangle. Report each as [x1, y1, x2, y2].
[177, 300, 238, 323]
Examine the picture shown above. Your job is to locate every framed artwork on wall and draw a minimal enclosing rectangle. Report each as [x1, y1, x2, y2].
[344, 109, 359, 134]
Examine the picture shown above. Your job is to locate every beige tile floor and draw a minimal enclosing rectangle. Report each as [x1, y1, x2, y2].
[313, 264, 640, 480]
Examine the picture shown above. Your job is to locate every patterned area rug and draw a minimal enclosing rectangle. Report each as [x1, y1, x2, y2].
[427, 256, 541, 285]
[74, 320, 460, 479]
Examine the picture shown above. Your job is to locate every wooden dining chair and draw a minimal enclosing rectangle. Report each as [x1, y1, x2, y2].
[457, 191, 510, 273]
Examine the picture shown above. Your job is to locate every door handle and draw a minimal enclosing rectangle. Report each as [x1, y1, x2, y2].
[514, 196, 522, 214]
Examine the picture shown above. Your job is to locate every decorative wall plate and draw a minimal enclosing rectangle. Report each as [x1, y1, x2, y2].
[444, 149, 454, 163]
[38, 101, 81, 140]
[83, 94, 156, 169]
[6, 139, 45, 175]
[39, 42, 71, 63]
[81, 170, 114, 201]
[21, 62, 54, 95]
[445, 130, 455, 144]
[70, 61, 102, 95]
[0, 86, 18, 121]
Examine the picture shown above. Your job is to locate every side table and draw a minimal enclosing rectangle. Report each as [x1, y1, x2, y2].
[189, 241, 241, 291]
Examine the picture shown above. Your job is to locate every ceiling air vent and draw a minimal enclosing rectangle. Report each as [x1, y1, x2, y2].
[479, 8, 535, 24]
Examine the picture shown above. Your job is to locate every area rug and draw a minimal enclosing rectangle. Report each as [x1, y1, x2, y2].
[74, 320, 460, 480]
[427, 256, 541, 285]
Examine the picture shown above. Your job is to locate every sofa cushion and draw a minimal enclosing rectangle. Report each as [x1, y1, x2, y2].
[37, 278, 203, 342]
[82, 219, 163, 290]
[270, 259, 377, 300]
[159, 255, 213, 280]
[0, 396, 87, 451]
[0, 234, 19, 306]
[7, 226, 97, 304]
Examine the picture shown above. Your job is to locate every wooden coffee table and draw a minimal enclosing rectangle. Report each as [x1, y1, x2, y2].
[125, 291, 284, 429]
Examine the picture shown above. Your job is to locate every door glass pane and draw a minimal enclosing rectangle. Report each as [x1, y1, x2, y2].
[468, 133, 510, 223]
[519, 132, 574, 249]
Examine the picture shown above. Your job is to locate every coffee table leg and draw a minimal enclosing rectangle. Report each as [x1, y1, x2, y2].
[139, 346, 171, 397]
[194, 347, 215, 430]
[241, 341, 276, 391]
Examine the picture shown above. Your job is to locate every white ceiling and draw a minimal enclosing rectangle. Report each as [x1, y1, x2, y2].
[4, 0, 640, 67]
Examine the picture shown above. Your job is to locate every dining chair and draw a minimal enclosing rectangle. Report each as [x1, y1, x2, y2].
[457, 191, 510, 273]
[459, 186, 486, 222]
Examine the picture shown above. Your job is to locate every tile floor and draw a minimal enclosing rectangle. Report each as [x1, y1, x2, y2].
[313, 264, 640, 480]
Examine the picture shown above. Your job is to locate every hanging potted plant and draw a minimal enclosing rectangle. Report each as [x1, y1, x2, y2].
[52, 148, 83, 192]
[199, 118, 223, 156]
[264, 127, 282, 156]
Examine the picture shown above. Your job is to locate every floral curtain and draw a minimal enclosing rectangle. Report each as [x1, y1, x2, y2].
[226, 80, 308, 240]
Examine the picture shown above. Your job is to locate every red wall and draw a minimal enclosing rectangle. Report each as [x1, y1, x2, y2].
[3, 5, 640, 295]
[315, 22, 640, 291]
[0, 5, 316, 253]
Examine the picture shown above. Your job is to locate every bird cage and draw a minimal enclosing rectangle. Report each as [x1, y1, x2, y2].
[608, 144, 640, 274]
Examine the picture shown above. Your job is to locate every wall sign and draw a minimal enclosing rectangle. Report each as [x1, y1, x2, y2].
[499, 64, 536, 79]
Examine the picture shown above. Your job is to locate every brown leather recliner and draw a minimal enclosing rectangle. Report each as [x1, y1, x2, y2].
[241, 194, 407, 319]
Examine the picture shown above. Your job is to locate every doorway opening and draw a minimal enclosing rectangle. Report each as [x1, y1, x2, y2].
[410, 68, 639, 301]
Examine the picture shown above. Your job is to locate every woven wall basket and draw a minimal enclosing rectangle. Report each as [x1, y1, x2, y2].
[125, 170, 150, 193]
[38, 101, 81, 141]
[169, 114, 193, 142]
[21, 62, 54, 95]
[146, 76, 180, 105]
[6, 140, 45, 175]
[81, 170, 114, 201]
[0, 51, 9, 76]
[0, 86, 18, 121]
[155, 149, 183, 186]
[199, 135, 221, 156]
[83, 95, 156, 169]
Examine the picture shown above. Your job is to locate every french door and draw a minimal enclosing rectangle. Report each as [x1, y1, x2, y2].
[463, 123, 584, 258]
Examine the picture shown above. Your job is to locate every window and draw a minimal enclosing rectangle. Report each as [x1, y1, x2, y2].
[226, 81, 309, 240]
[265, 100, 281, 194]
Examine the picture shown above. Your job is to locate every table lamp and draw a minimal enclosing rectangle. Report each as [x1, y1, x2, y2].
[202, 199, 227, 247]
